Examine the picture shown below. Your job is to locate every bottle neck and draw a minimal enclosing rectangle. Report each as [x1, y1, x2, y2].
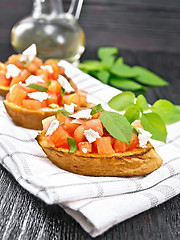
[32, 0, 64, 18]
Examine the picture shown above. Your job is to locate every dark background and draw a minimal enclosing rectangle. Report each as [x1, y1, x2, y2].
[0, 0, 180, 239]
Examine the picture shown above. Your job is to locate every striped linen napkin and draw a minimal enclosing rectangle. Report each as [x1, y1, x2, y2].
[0, 60, 180, 237]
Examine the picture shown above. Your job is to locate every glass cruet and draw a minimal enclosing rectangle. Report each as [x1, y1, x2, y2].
[11, 0, 85, 64]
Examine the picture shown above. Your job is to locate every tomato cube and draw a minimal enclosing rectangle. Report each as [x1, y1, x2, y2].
[113, 139, 128, 153]
[96, 137, 115, 155]
[48, 125, 69, 148]
[78, 141, 92, 154]
[8, 84, 27, 106]
[22, 99, 42, 110]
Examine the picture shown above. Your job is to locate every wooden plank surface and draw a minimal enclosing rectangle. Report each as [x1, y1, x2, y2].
[0, 0, 180, 239]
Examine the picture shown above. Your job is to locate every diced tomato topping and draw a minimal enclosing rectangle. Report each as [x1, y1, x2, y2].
[63, 117, 81, 136]
[33, 57, 43, 68]
[7, 54, 21, 65]
[113, 139, 128, 153]
[36, 69, 49, 82]
[8, 84, 27, 106]
[74, 125, 86, 144]
[128, 133, 139, 150]
[96, 137, 115, 155]
[44, 59, 60, 79]
[41, 99, 48, 108]
[56, 111, 66, 124]
[48, 80, 61, 93]
[78, 141, 92, 154]
[22, 99, 42, 110]
[76, 90, 87, 106]
[48, 125, 69, 148]
[0, 71, 10, 86]
[42, 116, 56, 132]
[26, 62, 39, 74]
[63, 93, 80, 109]
[47, 93, 59, 106]
[84, 119, 103, 136]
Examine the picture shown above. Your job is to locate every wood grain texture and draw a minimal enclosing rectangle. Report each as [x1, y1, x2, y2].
[0, 0, 180, 239]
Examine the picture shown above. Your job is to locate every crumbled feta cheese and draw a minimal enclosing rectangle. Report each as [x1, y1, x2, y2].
[136, 127, 152, 148]
[143, 109, 152, 114]
[27, 92, 48, 102]
[82, 148, 88, 154]
[58, 75, 74, 93]
[20, 44, 37, 63]
[25, 75, 44, 86]
[42, 116, 56, 128]
[6, 64, 21, 79]
[64, 103, 77, 114]
[45, 120, 59, 136]
[69, 109, 92, 119]
[84, 128, 100, 143]
[40, 65, 53, 73]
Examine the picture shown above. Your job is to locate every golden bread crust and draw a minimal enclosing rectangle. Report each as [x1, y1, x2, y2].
[0, 86, 9, 97]
[3, 100, 94, 130]
[36, 131, 163, 177]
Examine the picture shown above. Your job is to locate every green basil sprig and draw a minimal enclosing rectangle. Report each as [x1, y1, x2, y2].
[26, 83, 48, 92]
[67, 138, 77, 153]
[79, 47, 168, 91]
[108, 92, 180, 142]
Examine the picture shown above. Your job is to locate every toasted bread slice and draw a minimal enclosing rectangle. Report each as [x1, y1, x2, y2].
[3, 101, 94, 130]
[0, 86, 9, 97]
[36, 131, 163, 177]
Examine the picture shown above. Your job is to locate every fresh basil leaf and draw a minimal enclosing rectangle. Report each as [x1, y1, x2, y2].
[26, 84, 48, 92]
[91, 104, 104, 115]
[102, 56, 115, 69]
[140, 112, 167, 142]
[136, 94, 150, 111]
[108, 91, 135, 111]
[151, 99, 180, 125]
[100, 111, 132, 144]
[133, 66, 169, 86]
[78, 60, 103, 71]
[98, 47, 118, 60]
[124, 105, 141, 123]
[111, 61, 137, 78]
[47, 81, 51, 86]
[56, 109, 70, 118]
[67, 138, 77, 153]
[109, 77, 144, 91]
[97, 70, 110, 84]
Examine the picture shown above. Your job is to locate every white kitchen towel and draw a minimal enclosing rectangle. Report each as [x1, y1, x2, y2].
[0, 60, 180, 237]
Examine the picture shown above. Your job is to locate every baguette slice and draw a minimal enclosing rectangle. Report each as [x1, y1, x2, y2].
[0, 85, 9, 97]
[36, 131, 163, 177]
[3, 101, 94, 130]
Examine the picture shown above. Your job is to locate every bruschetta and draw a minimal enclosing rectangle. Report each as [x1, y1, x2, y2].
[36, 109, 163, 176]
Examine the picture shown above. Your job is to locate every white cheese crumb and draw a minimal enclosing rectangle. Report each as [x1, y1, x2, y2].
[69, 109, 92, 119]
[42, 116, 56, 128]
[20, 44, 37, 63]
[136, 127, 152, 148]
[64, 103, 77, 114]
[57, 75, 74, 93]
[27, 92, 48, 102]
[82, 148, 88, 154]
[6, 64, 21, 79]
[45, 120, 59, 136]
[25, 75, 44, 86]
[40, 65, 53, 73]
[84, 128, 100, 143]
